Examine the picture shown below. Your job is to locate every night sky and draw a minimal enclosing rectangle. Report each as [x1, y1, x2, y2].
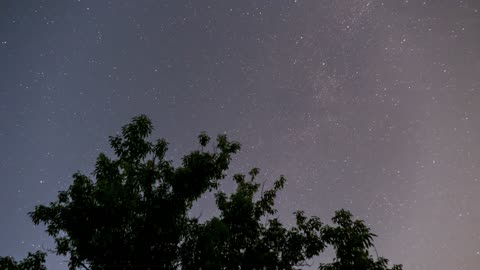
[1, 0, 480, 269]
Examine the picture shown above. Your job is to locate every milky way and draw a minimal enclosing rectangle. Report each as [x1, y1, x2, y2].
[1, 1, 480, 269]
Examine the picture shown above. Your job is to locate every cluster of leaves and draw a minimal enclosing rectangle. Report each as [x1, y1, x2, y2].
[180, 169, 325, 270]
[0, 251, 46, 270]
[319, 210, 402, 270]
[1, 115, 402, 270]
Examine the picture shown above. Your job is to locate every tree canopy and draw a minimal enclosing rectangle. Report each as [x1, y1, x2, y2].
[2, 115, 402, 270]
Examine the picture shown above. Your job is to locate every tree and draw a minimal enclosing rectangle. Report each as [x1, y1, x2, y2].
[2, 115, 402, 270]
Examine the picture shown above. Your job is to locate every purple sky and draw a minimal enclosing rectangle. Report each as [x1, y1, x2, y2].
[1, 1, 480, 269]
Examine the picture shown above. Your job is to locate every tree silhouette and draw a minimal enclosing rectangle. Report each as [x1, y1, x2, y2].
[0, 251, 46, 270]
[1, 115, 402, 270]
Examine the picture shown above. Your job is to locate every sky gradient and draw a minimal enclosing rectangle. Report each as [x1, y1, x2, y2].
[1, 0, 480, 269]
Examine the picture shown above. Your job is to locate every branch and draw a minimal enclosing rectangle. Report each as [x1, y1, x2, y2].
[373, 245, 380, 259]
[79, 261, 91, 270]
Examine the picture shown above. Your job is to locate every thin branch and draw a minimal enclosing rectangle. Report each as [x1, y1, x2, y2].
[79, 261, 91, 270]
[373, 245, 380, 259]
[260, 179, 267, 195]
[40, 243, 55, 254]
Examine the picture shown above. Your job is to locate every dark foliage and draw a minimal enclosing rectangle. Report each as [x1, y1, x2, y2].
[2, 115, 402, 270]
[0, 251, 46, 270]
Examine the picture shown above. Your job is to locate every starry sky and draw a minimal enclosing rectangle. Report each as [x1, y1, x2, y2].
[1, 0, 480, 269]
